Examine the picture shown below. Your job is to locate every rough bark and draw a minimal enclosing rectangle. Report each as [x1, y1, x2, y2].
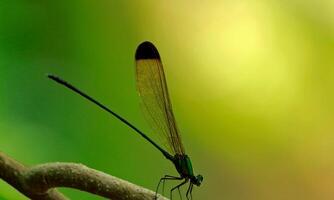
[0, 152, 167, 200]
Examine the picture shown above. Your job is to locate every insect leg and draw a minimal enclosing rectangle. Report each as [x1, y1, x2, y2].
[190, 184, 193, 200]
[162, 175, 182, 195]
[155, 175, 182, 200]
[177, 187, 182, 200]
[186, 183, 193, 200]
[186, 183, 194, 200]
[170, 179, 188, 200]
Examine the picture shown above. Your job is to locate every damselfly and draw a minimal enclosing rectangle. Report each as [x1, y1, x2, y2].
[48, 41, 203, 199]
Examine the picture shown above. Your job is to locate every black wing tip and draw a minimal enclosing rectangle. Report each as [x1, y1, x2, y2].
[135, 41, 161, 60]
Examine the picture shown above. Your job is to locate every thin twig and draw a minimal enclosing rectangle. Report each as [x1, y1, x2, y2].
[0, 151, 168, 200]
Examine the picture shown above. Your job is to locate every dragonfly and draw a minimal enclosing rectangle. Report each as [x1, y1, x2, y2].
[48, 41, 203, 200]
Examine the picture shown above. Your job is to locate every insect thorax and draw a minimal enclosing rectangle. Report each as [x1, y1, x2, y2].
[174, 154, 194, 178]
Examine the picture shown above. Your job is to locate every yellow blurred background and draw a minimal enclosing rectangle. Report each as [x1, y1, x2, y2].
[0, 0, 333, 199]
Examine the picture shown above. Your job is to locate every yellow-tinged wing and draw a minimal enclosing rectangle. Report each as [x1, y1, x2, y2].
[135, 41, 185, 155]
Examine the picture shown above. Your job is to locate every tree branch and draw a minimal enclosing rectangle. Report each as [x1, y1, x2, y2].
[0, 151, 168, 200]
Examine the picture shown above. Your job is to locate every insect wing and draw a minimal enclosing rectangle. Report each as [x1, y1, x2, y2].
[135, 41, 185, 155]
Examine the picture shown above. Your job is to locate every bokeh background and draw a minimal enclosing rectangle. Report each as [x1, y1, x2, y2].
[1, 0, 334, 199]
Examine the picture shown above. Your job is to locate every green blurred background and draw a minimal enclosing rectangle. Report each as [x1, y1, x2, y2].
[1, 0, 333, 199]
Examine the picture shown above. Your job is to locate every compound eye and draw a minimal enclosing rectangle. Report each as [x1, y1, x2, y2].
[197, 175, 203, 183]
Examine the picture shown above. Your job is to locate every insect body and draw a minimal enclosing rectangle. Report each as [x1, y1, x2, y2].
[135, 41, 203, 199]
[48, 41, 203, 200]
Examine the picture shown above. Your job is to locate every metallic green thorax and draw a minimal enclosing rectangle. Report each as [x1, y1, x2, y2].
[173, 154, 194, 178]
